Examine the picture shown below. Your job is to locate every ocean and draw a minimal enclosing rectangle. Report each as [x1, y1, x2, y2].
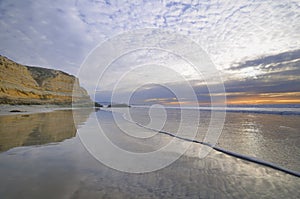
[0, 105, 299, 198]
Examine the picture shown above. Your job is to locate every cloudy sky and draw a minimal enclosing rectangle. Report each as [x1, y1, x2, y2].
[1, 0, 300, 104]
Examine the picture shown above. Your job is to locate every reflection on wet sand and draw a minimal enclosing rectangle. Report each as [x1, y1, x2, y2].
[0, 108, 93, 152]
[0, 109, 299, 198]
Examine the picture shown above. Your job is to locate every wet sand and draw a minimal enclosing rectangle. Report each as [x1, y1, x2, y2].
[0, 104, 81, 116]
[0, 108, 92, 152]
[128, 107, 300, 172]
[0, 108, 299, 198]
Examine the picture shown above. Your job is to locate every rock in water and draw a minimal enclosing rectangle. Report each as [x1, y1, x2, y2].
[0, 55, 92, 105]
[9, 110, 22, 113]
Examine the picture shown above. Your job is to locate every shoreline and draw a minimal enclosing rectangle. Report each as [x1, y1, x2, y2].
[0, 104, 95, 116]
[131, 105, 300, 115]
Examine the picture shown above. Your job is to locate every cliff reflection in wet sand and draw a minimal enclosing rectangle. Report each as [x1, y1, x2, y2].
[0, 109, 92, 152]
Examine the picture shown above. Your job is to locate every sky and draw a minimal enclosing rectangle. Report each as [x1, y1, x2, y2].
[0, 0, 300, 105]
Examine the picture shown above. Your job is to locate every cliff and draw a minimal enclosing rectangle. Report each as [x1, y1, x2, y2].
[0, 55, 92, 105]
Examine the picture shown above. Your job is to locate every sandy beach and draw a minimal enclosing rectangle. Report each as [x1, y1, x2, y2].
[0, 104, 91, 116]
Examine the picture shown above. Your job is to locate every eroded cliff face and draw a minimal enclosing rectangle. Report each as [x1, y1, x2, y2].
[0, 55, 92, 105]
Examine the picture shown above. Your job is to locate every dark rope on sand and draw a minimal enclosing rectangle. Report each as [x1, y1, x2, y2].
[102, 109, 300, 178]
[102, 110, 300, 177]
[133, 122, 300, 178]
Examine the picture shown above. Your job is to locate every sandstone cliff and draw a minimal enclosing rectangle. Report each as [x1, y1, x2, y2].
[0, 55, 92, 105]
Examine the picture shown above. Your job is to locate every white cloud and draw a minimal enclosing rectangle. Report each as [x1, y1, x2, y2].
[0, 0, 299, 84]
[0, 0, 91, 74]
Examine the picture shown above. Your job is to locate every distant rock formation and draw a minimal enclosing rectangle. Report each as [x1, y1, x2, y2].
[0, 55, 92, 105]
[107, 103, 131, 108]
[94, 102, 103, 107]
